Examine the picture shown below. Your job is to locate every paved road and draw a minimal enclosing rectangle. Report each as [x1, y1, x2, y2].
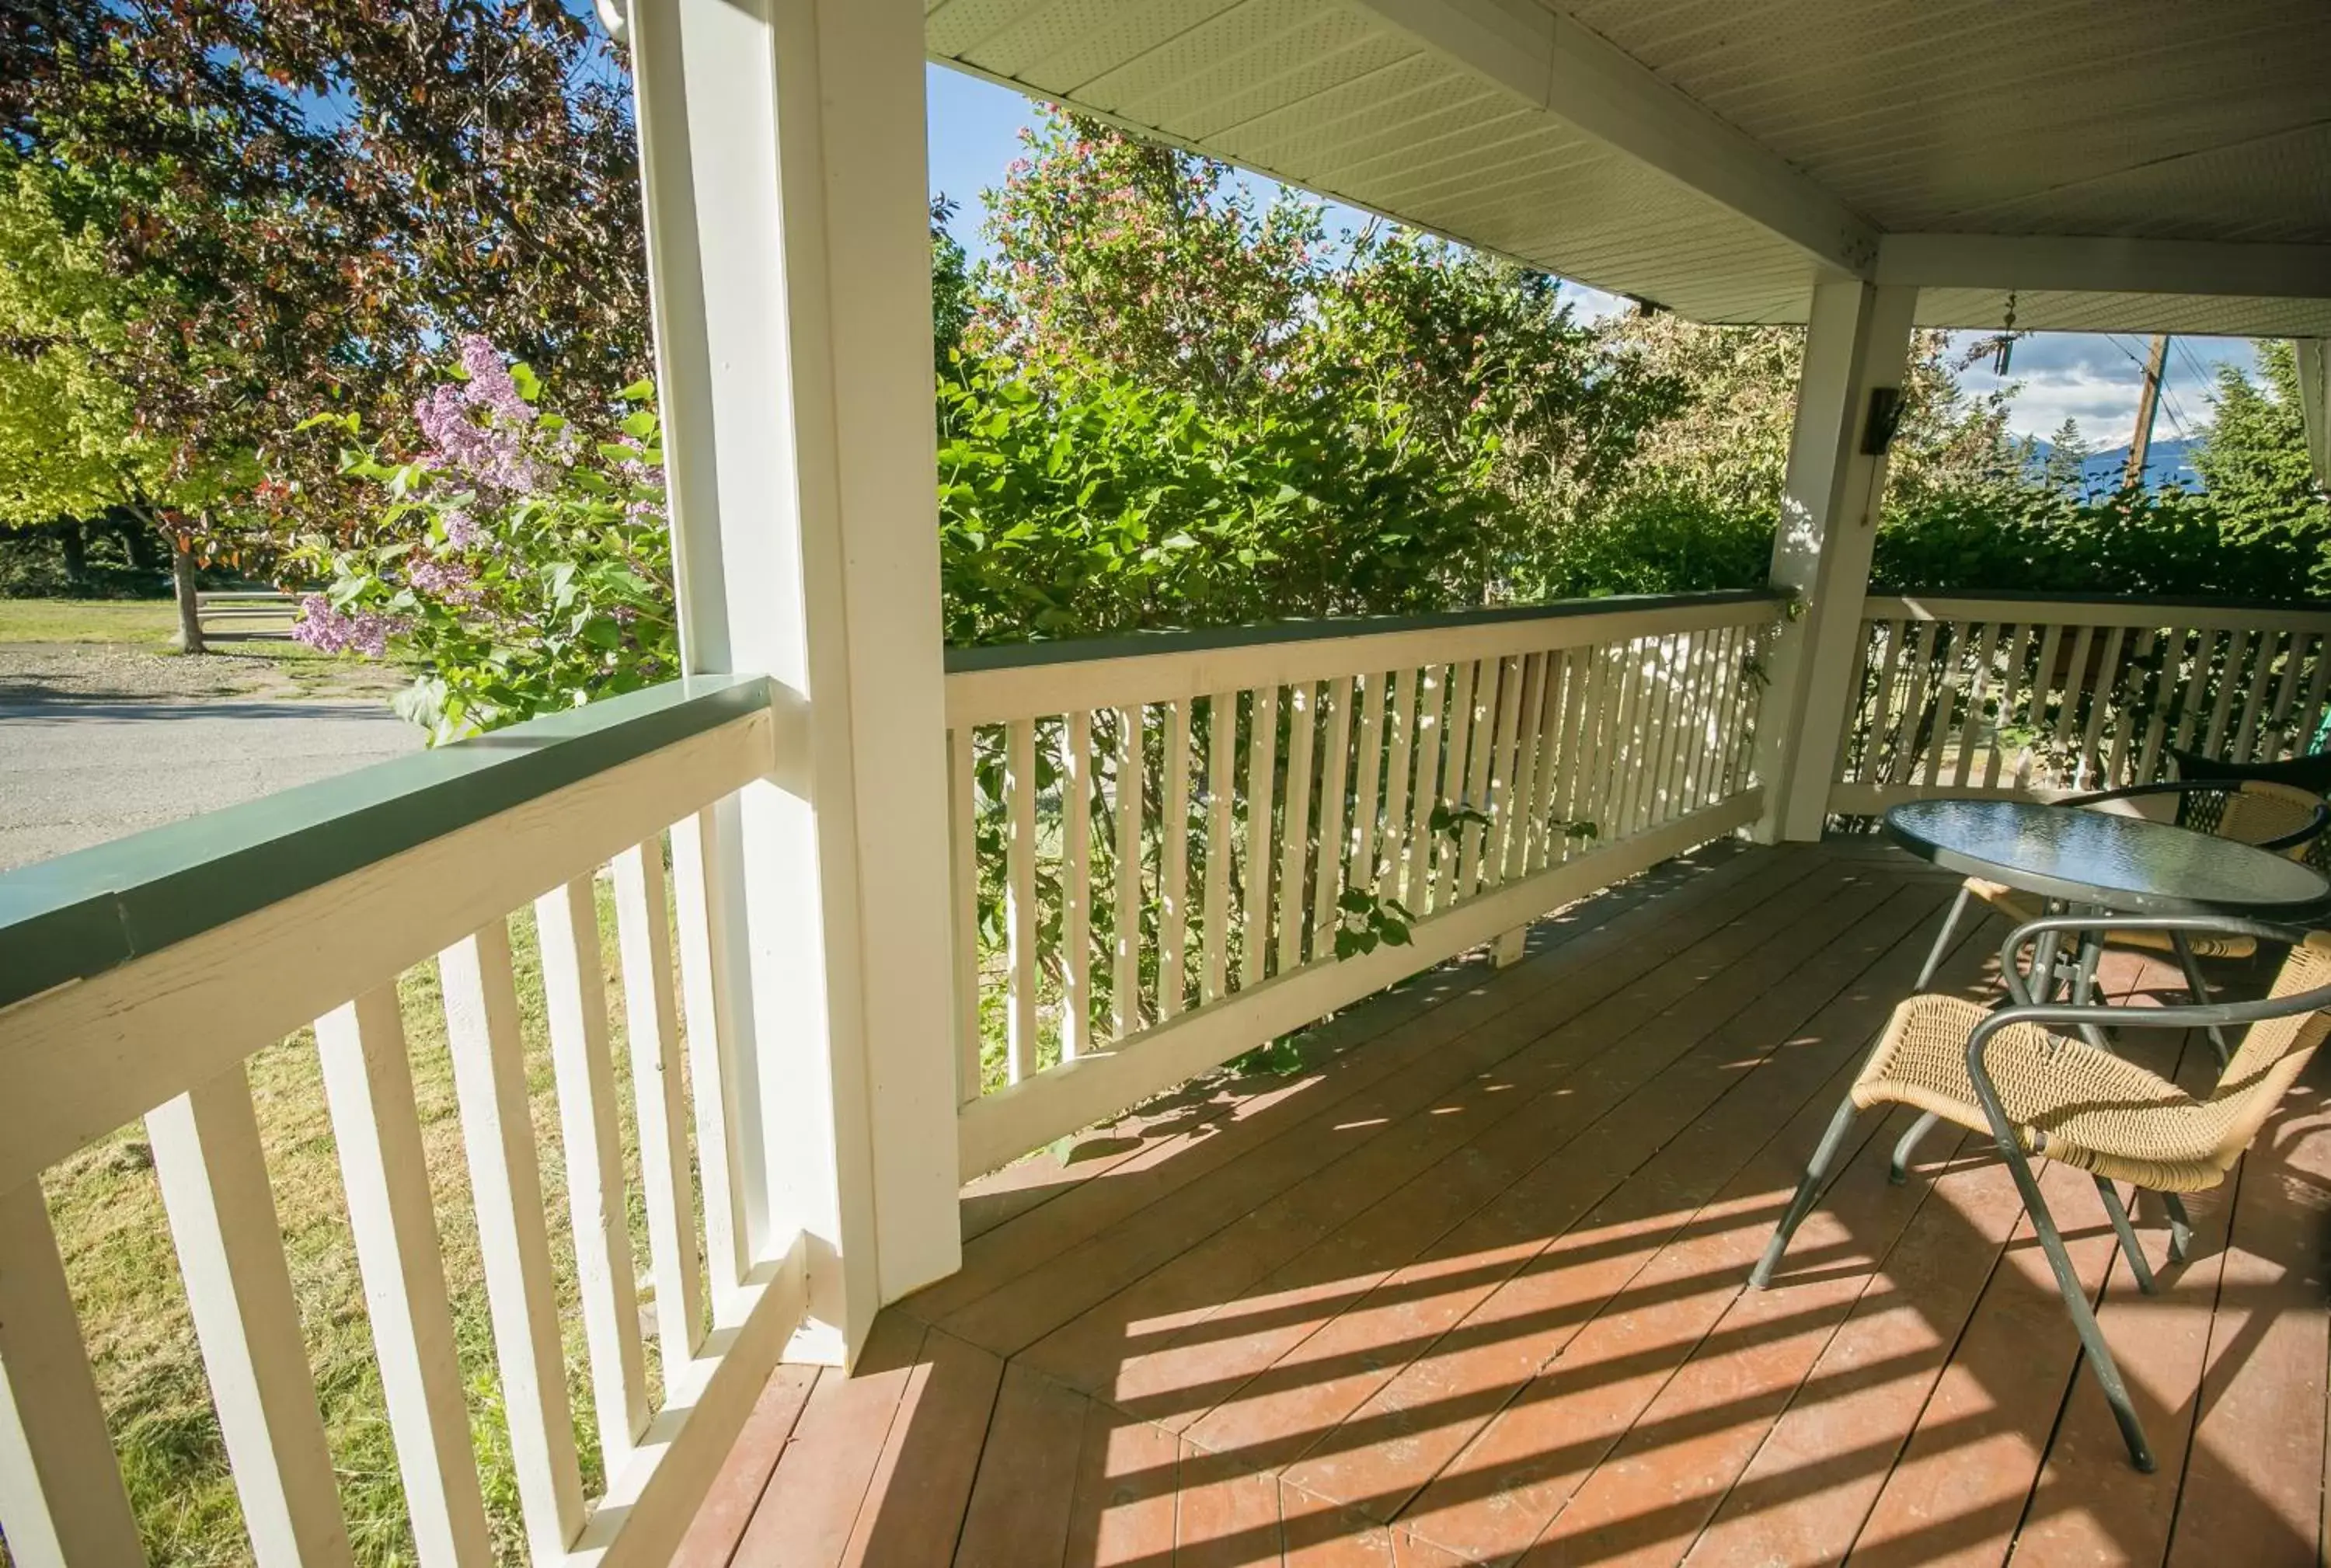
[0, 699, 423, 872]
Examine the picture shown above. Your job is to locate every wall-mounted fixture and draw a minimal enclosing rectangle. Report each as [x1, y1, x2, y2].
[1861, 386, 1904, 455]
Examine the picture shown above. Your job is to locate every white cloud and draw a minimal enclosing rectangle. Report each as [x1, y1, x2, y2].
[1558, 280, 1631, 324]
[1952, 332, 2256, 446]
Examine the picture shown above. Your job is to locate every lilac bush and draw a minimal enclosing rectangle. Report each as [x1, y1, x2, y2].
[291, 337, 676, 741]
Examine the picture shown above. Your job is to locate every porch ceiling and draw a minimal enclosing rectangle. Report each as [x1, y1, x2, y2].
[925, 0, 2331, 335]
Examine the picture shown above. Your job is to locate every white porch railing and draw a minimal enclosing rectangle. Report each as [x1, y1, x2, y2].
[1828, 594, 2331, 816]
[943, 591, 1786, 1176]
[0, 676, 800, 1567]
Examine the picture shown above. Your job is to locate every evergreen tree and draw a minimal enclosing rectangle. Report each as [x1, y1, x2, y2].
[2043, 416, 2092, 491]
[2192, 342, 2329, 559]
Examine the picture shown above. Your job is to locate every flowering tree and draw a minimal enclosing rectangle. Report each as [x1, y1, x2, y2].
[292, 338, 676, 741]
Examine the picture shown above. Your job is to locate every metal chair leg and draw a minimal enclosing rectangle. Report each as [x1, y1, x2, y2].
[2000, 1145, 2155, 1471]
[2092, 1176, 2157, 1294]
[2162, 1193, 2193, 1264]
[1915, 884, 1971, 989]
[2169, 931, 2232, 1068]
[2077, 937, 2102, 1000]
[1894, 884, 1977, 1187]
[1889, 1110, 1942, 1185]
[1752, 1095, 1859, 1289]
[2071, 931, 2113, 1049]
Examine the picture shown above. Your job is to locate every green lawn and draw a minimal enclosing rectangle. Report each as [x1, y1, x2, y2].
[41, 880, 681, 1566]
[0, 596, 410, 699]
[0, 596, 335, 657]
[0, 597, 183, 645]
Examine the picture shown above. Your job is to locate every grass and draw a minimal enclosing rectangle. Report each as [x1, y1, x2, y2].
[0, 597, 183, 645]
[0, 596, 408, 699]
[31, 878, 686, 1566]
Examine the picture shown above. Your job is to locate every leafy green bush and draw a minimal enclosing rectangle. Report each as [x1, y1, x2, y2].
[1873, 483, 2322, 601]
[936, 353, 1519, 643]
[1530, 484, 1776, 599]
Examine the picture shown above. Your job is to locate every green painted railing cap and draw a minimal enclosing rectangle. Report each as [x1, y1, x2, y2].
[0, 674, 771, 1013]
[943, 588, 1785, 674]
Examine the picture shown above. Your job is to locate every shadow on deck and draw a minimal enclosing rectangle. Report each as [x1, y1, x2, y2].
[676, 839, 2331, 1566]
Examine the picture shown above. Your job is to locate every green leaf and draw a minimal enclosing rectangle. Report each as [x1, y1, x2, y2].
[618, 378, 657, 402]
[619, 410, 658, 440]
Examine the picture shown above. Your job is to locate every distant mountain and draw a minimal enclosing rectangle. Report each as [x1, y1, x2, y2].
[2030, 436, 2200, 494]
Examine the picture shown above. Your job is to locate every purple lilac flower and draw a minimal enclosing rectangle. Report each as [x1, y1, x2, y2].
[406, 556, 481, 605]
[440, 509, 480, 550]
[412, 337, 541, 493]
[291, 594, 406, 658]
[458, 334, 534, 424]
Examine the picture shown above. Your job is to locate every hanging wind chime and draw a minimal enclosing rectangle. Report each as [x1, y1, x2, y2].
[1994, 291, 2019, 374]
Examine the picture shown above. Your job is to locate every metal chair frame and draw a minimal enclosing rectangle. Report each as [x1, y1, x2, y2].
[1892, 779, 2331, 1182]
[1754, 913, 2331, 1473]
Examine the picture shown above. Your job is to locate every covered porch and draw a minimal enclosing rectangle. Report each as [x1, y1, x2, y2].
[5, 0, 2331, 1565]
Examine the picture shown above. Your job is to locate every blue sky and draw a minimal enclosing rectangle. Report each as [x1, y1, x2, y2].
[925, 62, 2255, 450]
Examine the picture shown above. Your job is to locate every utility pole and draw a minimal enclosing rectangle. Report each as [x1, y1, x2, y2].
[2124, 333, 2170, 490]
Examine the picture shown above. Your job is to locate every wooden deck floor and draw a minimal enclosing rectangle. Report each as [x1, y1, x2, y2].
[676, 839, 2331, 1566]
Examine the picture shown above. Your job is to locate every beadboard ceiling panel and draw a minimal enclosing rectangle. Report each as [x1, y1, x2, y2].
[925, 0, 2331, 333]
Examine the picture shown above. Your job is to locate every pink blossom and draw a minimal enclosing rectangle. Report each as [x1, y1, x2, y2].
[406, 556, 482, 605]
[291, 594, 406, 658]
[458, 334, 535, 424]
[440, 509, 480, 550]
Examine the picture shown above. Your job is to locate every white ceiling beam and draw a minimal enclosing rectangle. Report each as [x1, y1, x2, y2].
[1340, 0, 1879, 280]
[1879, 234, 2331, 301]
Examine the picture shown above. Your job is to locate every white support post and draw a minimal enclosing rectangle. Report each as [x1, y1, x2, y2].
[2296, 340, 2329, 490]
[1754, 280, 1919, 842]
[630, 0, 961, 1364]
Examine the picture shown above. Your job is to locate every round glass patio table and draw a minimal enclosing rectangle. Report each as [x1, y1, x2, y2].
[1883, 798, 2331, 918]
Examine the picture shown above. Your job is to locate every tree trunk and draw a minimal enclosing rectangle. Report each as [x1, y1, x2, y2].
[171, 542, 206, 654]
[119, 515, 162, 573]
[57, 522, 87, 590]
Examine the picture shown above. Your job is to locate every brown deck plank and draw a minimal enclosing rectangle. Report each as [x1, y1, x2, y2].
[1270, 877, 1974, 1532]
[1843, 1157, 2125, 1568]
[2162, 1066, 2331, 1568]
[1170, 866, 1922, 1481]
[1020, 851, 1866, 1415]
[1062, 1400, 1181, 1568]
[674, 1362, 822, 1568]
[927, 850, 1828, 1358]
[1176, 1440, 1284, 1566]
[1393, 901, 1998, 1563]
[841, 1327, 1007, 1566]
[953, 1361, 1095, 1568]
[1509, 1103, 1962, 1567]
[733, 1317, 926, 1568]
[713, 846, 2331, 1568]
[1670, 962, 2162, 1568]
[925, 848, 1772, 1303]
[2000, 1021, 2231, 1568]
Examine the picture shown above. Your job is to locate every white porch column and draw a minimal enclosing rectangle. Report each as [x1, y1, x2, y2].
[1753, 280, 1919, 843]
[629, 0, 961, 1363]
[2296, 340, 2329, 490]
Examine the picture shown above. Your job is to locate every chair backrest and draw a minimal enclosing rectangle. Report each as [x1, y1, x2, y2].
[2203, 931, 2331, 1166]
[2214, 781, 2331, 860]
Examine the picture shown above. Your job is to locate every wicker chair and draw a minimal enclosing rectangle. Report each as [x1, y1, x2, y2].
[1754, 915, 2331, 1472]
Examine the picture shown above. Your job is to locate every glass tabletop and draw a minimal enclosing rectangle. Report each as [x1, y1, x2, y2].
[1883, 798, 2331, 916]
